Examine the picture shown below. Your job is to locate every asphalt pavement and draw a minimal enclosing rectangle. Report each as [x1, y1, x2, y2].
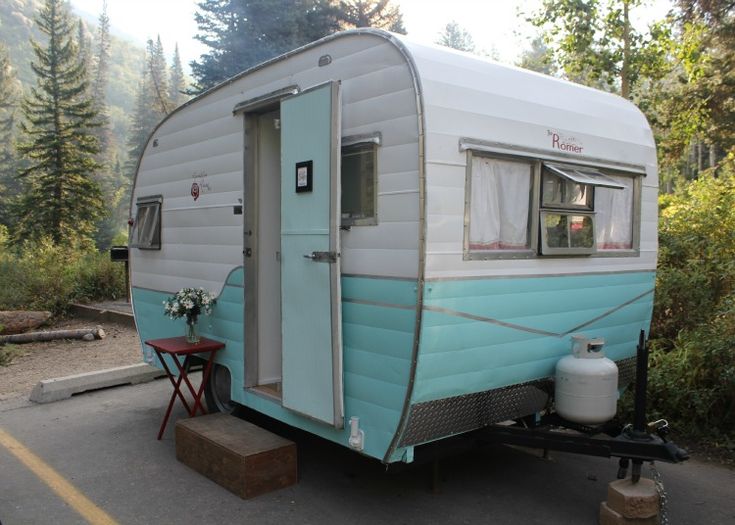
[0, 378, 733, 525]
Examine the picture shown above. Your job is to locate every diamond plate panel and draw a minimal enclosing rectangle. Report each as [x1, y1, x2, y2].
[398, 358, 636, 447]
[399, 380, 552, 447]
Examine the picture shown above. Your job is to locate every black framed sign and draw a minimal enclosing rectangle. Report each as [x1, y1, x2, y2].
[295, 160, 313, 193]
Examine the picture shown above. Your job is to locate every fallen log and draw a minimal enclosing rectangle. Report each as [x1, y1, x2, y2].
[0, 311, 52, 335]
[0, 327, 106, 345]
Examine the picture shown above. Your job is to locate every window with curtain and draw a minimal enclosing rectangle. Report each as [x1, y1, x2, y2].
[463, 151, 640, 258]
[468, 156, 532, 251]
[595, 175, 633, 250]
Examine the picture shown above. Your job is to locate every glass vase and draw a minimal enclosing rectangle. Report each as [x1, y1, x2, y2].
[185, 319, 200, 344]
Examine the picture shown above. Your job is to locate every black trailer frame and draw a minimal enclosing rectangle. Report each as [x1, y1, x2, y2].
[472, 331, 688, 482]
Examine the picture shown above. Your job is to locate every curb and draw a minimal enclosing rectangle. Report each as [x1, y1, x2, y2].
[30, 363, 165, 404]
[69, 303, 135, 328]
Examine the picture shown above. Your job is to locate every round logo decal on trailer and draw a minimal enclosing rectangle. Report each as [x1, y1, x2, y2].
[191, 182, 200, 201]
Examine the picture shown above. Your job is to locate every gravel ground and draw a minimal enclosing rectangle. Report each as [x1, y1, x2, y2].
[0, 318, 142, 402]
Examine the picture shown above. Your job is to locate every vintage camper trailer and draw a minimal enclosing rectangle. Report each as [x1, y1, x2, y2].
[129, 29, 658, 464]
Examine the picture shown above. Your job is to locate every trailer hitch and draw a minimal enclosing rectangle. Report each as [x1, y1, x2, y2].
[474, 331, 688, 481]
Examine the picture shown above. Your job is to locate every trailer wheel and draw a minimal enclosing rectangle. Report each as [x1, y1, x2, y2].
[204, 364, 235, 414]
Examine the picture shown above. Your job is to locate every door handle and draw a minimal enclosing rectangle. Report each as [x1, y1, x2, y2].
[303, 251, 338, 263]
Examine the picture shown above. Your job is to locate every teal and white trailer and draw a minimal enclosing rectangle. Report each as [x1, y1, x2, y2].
[129, 29, 658, 464]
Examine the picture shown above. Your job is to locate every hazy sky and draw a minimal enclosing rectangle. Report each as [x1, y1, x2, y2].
[69, 0, 673, 70]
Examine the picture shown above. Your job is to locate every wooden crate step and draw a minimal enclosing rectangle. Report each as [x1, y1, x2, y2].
[175, 413, 297, 499]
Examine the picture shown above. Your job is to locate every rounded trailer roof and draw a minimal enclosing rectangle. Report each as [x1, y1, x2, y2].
[389, 32, 656, 173]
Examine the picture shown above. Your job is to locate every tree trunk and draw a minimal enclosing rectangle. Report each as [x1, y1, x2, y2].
[0, 327, 106, 345]
[0, 311, 52, 335]
[621, 0, 631, 99]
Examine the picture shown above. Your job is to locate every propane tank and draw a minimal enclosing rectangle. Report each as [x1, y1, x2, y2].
[554, 335, 619, 425]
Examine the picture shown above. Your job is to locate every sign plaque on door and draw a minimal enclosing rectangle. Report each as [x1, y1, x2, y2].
[295, 160, 313, 193]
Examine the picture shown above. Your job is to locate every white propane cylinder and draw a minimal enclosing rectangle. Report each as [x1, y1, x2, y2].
[554, 335, 619, 425]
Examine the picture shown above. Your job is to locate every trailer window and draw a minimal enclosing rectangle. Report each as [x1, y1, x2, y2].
[539, 164, 630, 255]
[341, 143, 377, 226]
[466, 156, 533, 253]
[463, 149, 640, 259]
[595, 175, 634, 250]
[134, 196, 162, 250]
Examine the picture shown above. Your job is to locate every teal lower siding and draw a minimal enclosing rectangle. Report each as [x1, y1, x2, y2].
[412, 271, 655, 403]
[132, 271, 417, 462]
[133, 268, 654, 463]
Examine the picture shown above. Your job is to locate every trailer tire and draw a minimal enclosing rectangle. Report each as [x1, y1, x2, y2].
[204, 364, 235, 414]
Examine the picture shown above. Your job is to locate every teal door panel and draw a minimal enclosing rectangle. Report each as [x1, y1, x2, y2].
[280, 82, 343, 427]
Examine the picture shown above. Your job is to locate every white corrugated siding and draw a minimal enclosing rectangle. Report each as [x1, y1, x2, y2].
[401, 39, 658, 279]
[131, 33, 421, 293]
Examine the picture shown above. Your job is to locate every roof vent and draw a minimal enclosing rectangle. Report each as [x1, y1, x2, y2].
[318, 54, 332, 67]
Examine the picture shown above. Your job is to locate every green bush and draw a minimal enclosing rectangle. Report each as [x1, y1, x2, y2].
[649, 165, 735, 440]
[0, 237, 126, 316]
[648, 299, 735, 438]
[653, 172, 735, 341]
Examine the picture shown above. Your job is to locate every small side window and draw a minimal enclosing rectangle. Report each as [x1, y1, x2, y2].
[134, 196, 162, 250]
[341, 143, 377, 226]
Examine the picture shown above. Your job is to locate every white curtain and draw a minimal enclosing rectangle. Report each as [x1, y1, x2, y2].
[595, 176, 633, 250]
[469, 157, 531, 250]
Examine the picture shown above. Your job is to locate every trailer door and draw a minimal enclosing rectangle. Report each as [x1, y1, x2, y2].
[280, 81, 343, 428]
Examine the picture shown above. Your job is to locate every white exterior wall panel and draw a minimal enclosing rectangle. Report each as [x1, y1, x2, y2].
[401, 39, 658, 279]
[132, 33, 421, 293]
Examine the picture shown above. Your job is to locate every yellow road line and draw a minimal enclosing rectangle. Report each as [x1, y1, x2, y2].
[0, 427, 118, 525]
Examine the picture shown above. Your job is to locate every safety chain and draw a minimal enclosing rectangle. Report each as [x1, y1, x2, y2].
[649, 461, 669, 525]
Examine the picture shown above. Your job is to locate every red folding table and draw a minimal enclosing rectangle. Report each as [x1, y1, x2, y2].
[144, 336, 224, 440]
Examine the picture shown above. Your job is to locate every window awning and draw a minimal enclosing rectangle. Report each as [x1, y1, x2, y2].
[544, 163, 626, 190]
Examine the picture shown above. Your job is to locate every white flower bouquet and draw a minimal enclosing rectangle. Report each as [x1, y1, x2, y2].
[163, 287, 216, 326]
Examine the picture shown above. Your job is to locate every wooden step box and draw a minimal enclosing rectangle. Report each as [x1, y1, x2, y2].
[175, 413, 297, 499]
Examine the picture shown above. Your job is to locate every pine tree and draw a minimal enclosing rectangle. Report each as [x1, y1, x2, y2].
[126, 65, 165, 176]
[126, 74, 151, 174]
[90, 0, 112, 154]
[126, 36, 170, 173]
[77, 19, 91, 75]
[436, 21, 475, 52]
[191, 0, 341, 91]
[0, 44, 20, 229]
[16, 0, 103, 245]
[147, 36, 171, 114]
[338, 1, 406, 33]
[518, 35, 556, 75]
[169, 44, 187, 108]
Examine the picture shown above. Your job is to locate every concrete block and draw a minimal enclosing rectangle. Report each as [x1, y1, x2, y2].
[69, 303, 135, 328]
[607, 478, 660, 519]
[30, 363, 164, 403]
[600, 502, 659, 525]
[176, 413, 297, 499]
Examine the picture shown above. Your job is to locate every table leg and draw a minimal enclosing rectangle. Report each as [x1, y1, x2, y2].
[156, 351, 193, 440]
[170, 354, 203, 416]
[190, 350, 219, 416]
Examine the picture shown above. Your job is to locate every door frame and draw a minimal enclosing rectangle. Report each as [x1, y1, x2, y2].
[238, 86, 299, 389]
